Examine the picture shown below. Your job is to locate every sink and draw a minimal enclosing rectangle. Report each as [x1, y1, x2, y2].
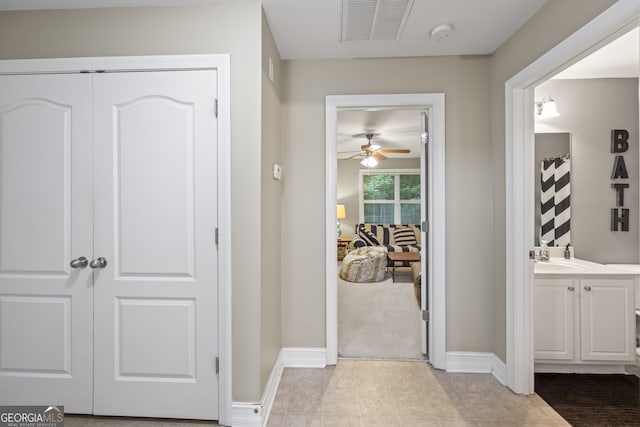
[534, 259, 589, 273]
[534, 258, 637, 276]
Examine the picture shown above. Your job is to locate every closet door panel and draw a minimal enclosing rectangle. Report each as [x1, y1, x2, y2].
[0, 74, 94, 412]
[92, 70, 218, 420]
[1, 100, 69, 272]
[115, 96, 195, 277]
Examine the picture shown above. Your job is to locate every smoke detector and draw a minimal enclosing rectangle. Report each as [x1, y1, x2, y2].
[430, 23, 453, 42]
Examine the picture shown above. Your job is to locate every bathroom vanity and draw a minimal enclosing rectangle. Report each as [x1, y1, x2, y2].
[534, 257, 637, 373]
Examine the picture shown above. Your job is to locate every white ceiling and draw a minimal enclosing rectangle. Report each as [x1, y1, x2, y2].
[553, 27, 639, 80]
[262, 0, 547, 59]
[0, 0, 548, 60]
[337, 109, 423, 161]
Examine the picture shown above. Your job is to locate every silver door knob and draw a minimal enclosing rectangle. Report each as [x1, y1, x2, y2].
[584, 286, 592, 291]
[90, 257, 108, 269]
[70, 256, 88, 269]
[567, 286, 575, 291]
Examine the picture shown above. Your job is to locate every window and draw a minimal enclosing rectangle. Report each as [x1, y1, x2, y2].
[360, 169, 421, 224]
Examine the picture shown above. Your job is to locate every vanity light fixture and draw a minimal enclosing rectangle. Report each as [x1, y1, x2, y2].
[360, 156, 378, 168]
[535, 96, 560, 119]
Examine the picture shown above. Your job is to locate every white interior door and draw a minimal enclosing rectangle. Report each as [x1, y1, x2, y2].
[420, 110, 429, 357]
[92, 70, 219, 419]
[0, 74, 94, 412]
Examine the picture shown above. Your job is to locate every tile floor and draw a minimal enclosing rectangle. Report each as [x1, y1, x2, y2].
[267, 359, 570, 427]
[64, 359, 570, 427]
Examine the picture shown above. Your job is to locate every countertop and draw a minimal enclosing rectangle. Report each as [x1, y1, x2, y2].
[534, 257, 640, 276]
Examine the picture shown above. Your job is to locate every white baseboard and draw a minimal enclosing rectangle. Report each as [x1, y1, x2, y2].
[232, 348, 326, 427]
[492, 354, 507, 385]
[446, 351, 507, 385]
[281, 347, 327, 367]
[232, 350, 284, 427]
[260, 349, 284, 426]
[446, 351, 494, 372]
[230, 402, 262, 427]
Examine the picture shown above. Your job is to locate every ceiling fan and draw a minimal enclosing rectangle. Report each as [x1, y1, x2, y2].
[340, 133, 410, 164]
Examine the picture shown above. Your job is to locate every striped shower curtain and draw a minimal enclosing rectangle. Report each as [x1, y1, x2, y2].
[540, 157, 571, 247]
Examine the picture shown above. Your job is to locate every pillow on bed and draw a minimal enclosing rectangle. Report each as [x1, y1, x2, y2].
[393, 227, 417, 246]
[359, 227, 380, 246]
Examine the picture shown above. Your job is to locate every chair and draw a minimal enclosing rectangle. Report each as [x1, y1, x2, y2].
[339, 246, 388, 282]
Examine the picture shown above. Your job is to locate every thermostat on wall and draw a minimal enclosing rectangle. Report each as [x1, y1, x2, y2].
[272, 163, 282, 180]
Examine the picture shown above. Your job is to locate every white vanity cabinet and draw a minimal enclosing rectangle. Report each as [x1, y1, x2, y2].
[534, 278, 577, 361]
[580, 279, 635, 361]
[534, 275, 636, 368]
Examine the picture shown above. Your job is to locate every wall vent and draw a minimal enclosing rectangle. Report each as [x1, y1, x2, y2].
[341, 0, 414, 42]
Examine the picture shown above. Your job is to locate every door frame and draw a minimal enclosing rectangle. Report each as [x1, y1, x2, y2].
[0, 54, 232, 425]
[325, 93, 446, 369]
[505, 1, 639, 394]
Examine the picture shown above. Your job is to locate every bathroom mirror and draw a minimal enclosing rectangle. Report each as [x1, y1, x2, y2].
[534, 132, 571, 246]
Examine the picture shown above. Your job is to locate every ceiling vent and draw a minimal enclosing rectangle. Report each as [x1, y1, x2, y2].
[341, 0, 414, 42]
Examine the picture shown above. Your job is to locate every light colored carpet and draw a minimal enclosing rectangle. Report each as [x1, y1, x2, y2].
[338, 266, 426, 360]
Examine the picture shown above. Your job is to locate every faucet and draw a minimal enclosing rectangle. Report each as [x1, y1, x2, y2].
[539, 240, 550, 261]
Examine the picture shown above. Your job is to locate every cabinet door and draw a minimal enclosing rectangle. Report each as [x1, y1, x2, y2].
[581, 279, 635, 361]
[534, 278, 576, 360]
[0, 74, 94, 411]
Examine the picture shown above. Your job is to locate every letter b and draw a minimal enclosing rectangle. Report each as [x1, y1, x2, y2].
[611, 129, 629, 153]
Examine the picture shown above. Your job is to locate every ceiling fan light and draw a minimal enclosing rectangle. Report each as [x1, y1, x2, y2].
[360, 156, 378, 168]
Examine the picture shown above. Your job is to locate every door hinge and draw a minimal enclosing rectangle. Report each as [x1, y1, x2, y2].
[215, 356, 219, 374]
[422, 309, 429, 322]
[421, 221, 429, 231]
[214, 98, 218, 118]
[215, 228, 219, 246]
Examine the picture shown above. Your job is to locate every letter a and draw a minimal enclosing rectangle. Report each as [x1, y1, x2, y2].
[612, 155, 629, 179]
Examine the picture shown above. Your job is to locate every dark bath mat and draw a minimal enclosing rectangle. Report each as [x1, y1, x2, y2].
[535, 373, 640, 426]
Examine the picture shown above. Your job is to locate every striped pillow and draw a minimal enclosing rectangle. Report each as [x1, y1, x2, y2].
[359, 228, 380, 246]
[351, 234, 367, 248]
[393, 227, 417, 246]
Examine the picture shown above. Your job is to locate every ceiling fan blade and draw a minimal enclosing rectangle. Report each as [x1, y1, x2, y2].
[344, 153, 364, 160]
[379, 149, 411, 154]
[373, 152, 388, 161]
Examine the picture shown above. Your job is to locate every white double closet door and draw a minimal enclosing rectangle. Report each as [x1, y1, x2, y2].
[0, 70, 219, 420]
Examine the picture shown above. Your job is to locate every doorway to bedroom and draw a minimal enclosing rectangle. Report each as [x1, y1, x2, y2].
[336, 108, 425, 360]
[325, 93, 446, 369]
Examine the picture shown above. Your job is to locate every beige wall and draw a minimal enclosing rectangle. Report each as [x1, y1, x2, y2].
[338, 158, 421, 236]
[489, 0, 618, 361]
[260, 11, 283, 394]
[281, 56, 495, 353]
[0, 3, 266, 402]
[535, 78, 639, 264]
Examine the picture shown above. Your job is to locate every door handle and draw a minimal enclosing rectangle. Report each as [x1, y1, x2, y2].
[90, 257, 108, 269]
[70, 256, 89, 269]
